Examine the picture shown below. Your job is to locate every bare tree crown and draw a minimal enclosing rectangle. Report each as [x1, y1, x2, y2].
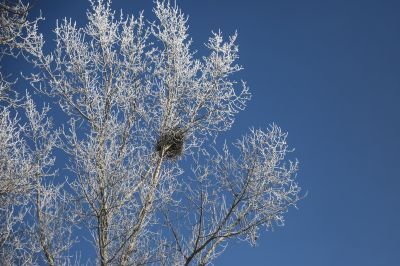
[0, 0, 302, 265]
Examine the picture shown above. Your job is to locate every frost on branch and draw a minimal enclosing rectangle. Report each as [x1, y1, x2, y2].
[0, 0, 43, 104]
[0, 108, 31, 202]
[1, 1, 78, 265]
[161, 124, 301, 265]
[1, 0, 302, 265]
[0, 0, 30, 45]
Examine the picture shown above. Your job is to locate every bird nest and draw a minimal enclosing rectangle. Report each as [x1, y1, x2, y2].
[155, 128, 185, 159]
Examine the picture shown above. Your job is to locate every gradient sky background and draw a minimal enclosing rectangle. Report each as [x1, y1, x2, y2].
[6, 0, 400, 265]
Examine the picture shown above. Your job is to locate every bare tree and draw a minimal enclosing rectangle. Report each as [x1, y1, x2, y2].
[1, 95, 78, 265]
[1, 1, 78, 265]
[1, 0, 302, 265]
[0, 0, 32, 44]
[0, 0, 42, 102]
[0, 1, 36, 264]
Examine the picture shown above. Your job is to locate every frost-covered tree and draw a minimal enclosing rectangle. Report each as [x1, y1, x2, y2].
[0, 0, 35, 264]
[1, 1, 77, 265]
[1, 0, 302, 265]
[0, 0, 42, 103]
[1, 0, 32, 44]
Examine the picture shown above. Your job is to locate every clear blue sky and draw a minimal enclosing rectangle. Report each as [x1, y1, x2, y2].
[9, 0, 400, 265]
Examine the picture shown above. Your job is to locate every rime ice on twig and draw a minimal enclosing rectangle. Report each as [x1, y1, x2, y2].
[1, 0, 302, 265]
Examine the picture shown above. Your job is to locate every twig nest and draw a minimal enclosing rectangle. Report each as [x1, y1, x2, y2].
[155, 127, 185, 159]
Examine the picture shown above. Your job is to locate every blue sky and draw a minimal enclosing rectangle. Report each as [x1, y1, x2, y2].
[6, 0, 400, 265]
